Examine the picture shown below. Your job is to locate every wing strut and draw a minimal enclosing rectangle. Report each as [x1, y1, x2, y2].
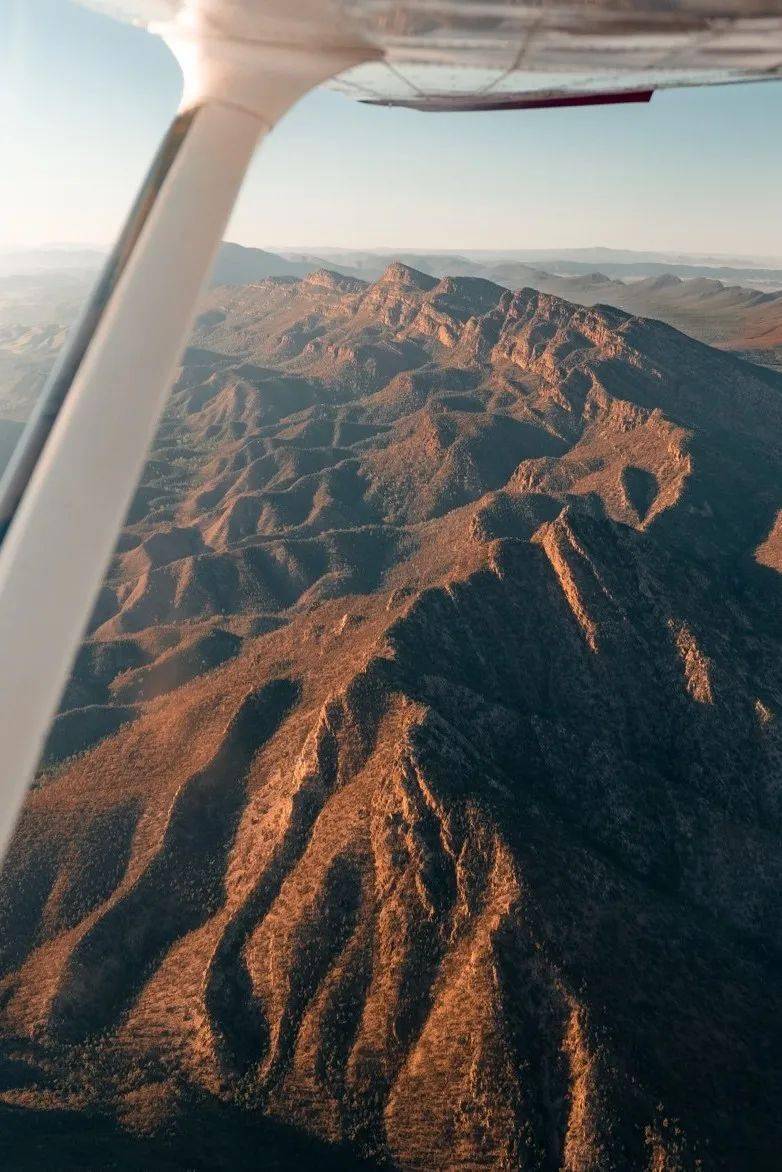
[0, 35, 371, 862]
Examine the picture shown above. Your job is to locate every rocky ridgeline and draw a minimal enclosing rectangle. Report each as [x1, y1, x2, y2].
[2, 268, 782, 1168]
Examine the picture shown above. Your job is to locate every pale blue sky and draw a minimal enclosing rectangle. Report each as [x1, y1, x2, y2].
[2, 0, 782, 257]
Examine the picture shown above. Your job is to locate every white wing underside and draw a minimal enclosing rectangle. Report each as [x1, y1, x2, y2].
[83, 0, 782, 109]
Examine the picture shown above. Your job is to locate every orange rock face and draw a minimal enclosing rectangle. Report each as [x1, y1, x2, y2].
[2, 267, 782, 1169]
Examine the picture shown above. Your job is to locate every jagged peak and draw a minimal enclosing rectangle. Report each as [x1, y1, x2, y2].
[431, 274, 504, 296]
[505, 285, 633, 328]
[500, 285, 579, 322]
[374, 261, 439, 291]
[302, 268, 366, 294]
[427, 275, 506, 318]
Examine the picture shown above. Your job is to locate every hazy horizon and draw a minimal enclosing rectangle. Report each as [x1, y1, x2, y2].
[5, 240, 782, 270]
[4, 0, 782, 258]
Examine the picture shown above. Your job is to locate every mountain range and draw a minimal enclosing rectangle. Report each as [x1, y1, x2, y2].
[3, 241, 782, 387]
[1, 264, 782, 1168]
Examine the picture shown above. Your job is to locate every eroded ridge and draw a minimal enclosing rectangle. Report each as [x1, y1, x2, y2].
[2, 269, 782, 1169]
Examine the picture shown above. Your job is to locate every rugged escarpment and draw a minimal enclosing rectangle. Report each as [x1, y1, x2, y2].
[2, 267, 782, 1169]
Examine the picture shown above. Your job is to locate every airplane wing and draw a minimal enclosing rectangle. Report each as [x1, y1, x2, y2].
[85, 0, 782, 109]
[0, 0, 780, 862]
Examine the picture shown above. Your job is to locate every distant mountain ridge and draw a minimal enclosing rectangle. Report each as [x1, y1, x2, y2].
[4, 239, 782, 348]
[209, 242, 328, 284]
[5, 239, 782, 288]
[206, 245, 782, 365]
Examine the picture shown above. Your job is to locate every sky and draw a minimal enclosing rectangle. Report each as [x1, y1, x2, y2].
[2, 0, 782, 259]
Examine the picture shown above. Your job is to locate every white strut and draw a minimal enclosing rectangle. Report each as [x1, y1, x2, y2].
[0, 32, 372, 862]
